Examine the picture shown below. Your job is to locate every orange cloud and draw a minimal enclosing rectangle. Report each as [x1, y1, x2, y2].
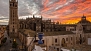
[40, 0, 91, 24]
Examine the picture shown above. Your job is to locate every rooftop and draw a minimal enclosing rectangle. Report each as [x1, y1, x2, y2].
[19, 29, 35, 37]
[19, 29, 75, 37]
[43, 31, 74, 36]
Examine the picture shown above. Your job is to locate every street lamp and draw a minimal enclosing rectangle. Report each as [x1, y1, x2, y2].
[14, 39, 16, 42]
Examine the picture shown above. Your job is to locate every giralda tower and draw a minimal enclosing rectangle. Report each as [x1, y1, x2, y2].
[9, 0, 18, 38]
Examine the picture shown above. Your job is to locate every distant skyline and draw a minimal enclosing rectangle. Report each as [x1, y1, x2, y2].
[0, 0, 91, 25]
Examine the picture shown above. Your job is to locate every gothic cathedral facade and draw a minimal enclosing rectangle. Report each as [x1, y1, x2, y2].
[9, 0, 19, 38]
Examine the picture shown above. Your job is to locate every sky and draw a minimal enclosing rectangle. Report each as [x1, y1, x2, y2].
[0, 0, 91, 25]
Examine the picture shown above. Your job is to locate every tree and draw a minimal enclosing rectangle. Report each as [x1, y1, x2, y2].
[12, 40, 18, 48]
[1, 37, 7, 43]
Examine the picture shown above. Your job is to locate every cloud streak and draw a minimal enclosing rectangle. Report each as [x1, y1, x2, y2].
[0, 0, 91, 25]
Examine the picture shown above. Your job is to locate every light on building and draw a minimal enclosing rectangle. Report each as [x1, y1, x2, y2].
[14, 39, 16, 42]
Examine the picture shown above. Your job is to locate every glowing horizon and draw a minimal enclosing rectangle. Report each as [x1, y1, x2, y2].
[0, 0, 91, 25]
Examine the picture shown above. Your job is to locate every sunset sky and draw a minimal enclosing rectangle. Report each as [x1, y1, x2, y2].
[0, 0, 91, 25]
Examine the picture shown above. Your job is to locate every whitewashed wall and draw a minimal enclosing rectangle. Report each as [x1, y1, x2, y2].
[88, 38, 91, 45]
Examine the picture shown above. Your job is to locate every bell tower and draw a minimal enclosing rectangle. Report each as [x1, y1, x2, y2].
[76, 23, 84, 44]
[81, 14, 86, 21]
[9, 0, 18, 38]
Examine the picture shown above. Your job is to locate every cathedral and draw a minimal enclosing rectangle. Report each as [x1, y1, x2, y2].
[8, 0, 91, 51]
[17, 14, 91, 34]
[9, 0, 19, 38]
[9, 0, 91, 38]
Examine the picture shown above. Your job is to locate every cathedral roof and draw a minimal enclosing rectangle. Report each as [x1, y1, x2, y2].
[77, 15, 91, 24]
[43, 31, 75, 36]
[78, 20, 91, 24]
[19, 29, 75, 37]
[19, 29, 35, 37]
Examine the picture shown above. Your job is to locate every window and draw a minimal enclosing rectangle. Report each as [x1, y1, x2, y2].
[25, 24, 26, 29]
[13, 22, 14, 24]
[13, 11, 14, 14]
[71, 37, 72, 40]
[66, 38, 68, 41]
[55, 38, 57, 43]
[42, 40, 44, 44]
[13, 29, 14, 32]
[13, 18, 14, 21]
[15, 5, 17, 7]
[57, 48, 59, 51]
[54, 47, 55, 49]
[37, 20, 39, 22]
[60, 50, 63, 51]
[13, 3, 14, 7]
[67, 29, 69, 31]
[10, 4, 12, 6]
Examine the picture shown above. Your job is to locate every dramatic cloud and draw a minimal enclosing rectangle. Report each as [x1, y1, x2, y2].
[0, 0, 91, 25]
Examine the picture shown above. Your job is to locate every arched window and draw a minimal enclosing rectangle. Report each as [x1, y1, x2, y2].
[55, 38, 57, 43]
[61, 38, 66, 47]
[13, 3, 14, 7]
[80, 34, 82, 44]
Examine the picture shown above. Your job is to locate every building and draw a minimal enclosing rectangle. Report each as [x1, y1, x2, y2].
[18, 23, 91, 51]
[18, 15, 91, 33]
[17, 15, 91, 51]
[8, 0, 91, 51]
[18, 16, 75, 32]
[19, 16, 57, 32]
[0, 25, 6, 45]
[78, 14, 91, 31]
[9, 0, 19, 38]
[8, 0, 91, 35]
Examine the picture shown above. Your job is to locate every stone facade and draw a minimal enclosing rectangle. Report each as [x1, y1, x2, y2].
[9, 0, 19, 38]
[19, 16, 57, 32]
[19, 16, 76, 32]
[28, 24, 91, 51]
[8, 0, 91, 51]
[19, 15, 91, 33]
[18, 24, 91, 51]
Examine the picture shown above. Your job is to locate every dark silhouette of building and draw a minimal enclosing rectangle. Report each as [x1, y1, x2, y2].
[19, 15, 91, 32]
